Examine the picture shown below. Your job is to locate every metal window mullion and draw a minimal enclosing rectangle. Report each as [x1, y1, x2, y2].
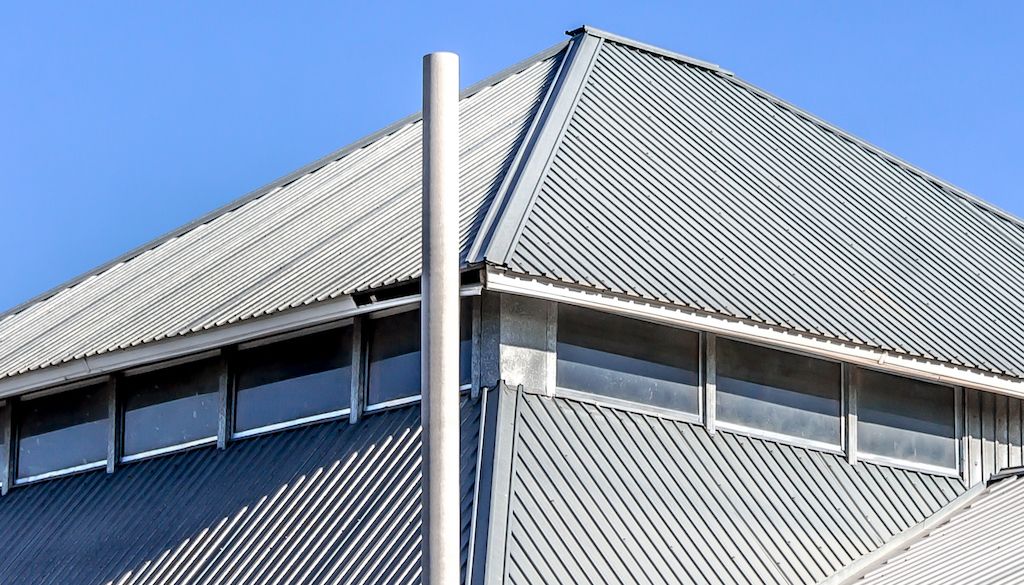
[217, 348, 235, 450]
[702, 332, 717, 435]
[471, 296, 482, 400]
[0, 402, 14, 495]
[544, 302, 557, 397]
[106, 375, 122, 473]
[955, 385, 966, 482]
[845, 364, 858, 465]
[350, 315, 367, 424]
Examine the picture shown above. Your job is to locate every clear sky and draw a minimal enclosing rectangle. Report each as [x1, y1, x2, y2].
[2, 2, 1021, 313]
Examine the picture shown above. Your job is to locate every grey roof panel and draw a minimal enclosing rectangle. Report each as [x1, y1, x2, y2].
[0, 400, 481, 585]
[0, 47, 563, 382]
[855, 472, 1024, 585]
[504, 36, 1024, 378]
[501, 392, 966, 585]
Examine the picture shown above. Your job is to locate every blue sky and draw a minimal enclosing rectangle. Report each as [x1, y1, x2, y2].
[2, 2, 1021, 313]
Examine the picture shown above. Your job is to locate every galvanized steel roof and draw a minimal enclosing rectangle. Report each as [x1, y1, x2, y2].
[854, 471, 1024, 585]
[487, 28, 1024, 379]
[0, 400, 481, 585]
[498, 391, 966, 585]
[0, 45, 563, 382]
[5, 25, 1024, 388]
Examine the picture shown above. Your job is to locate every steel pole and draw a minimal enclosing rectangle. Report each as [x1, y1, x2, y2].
[421, 51, 460, 585]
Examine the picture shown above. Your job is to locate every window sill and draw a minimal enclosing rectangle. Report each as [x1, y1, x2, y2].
[15, 460, 106, 486]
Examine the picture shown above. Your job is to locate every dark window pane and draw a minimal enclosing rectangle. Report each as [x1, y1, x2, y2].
[18, 384, 108, 479]
[123, 358, 219, 457]
[236, 327, 352, 433]
[857, 369, 956, 469]
[460, 298, 472, 387]
[717, 339, 841, 445]
[556, 305, 700, 413]
[368, 310, 421, 405]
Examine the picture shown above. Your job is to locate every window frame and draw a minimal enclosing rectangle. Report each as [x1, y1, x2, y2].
[713, 336, 846, 455]
[118, 354, 221, 464]
[14, 380, 111, 485]
[851, 365, 963, 477]
[230, 321, 355, 441]
[362, 303, 473, 414]
[553, 305, 704, 424]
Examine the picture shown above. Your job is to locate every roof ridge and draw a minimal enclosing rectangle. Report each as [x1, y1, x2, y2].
[471, 30, 604, 264]
[823, 479, 992, 585]
[570, 25, 733, 76]
[0, 39, 570, 322]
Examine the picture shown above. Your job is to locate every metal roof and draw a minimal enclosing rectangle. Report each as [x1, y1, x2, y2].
[494, 391, 965, 585]
[488, 28, 1024, 379]
[0, 44, 563, 382]
[0, 399, 481, 585]
[853, 470, 1024, 585]
[5, 24, 1024, 388]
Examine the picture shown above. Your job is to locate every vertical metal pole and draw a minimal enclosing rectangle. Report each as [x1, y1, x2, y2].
[422, 51, 460, 585]
[106, 374, 122, 474]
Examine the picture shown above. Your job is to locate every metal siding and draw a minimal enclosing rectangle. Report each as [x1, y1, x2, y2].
[965, 388, 1024, 483]
[0, 51, 562, 382]
[0, 400, 481, 585]
[503, 392, 966, 585]
[507, 39, 1024, 379]
[856, 474, 1024, 585]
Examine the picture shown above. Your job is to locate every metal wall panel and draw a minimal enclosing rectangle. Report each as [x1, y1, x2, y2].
[966, 388, 1024, 485]
[0, 400, 481, 585]
[0, 49, 562, 382]
[855, 473, 1024, 585]
[500, 391, 966, 585]
[507, 38, 1024, 379]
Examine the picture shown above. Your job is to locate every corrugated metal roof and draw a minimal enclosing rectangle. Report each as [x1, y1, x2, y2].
[498, 391, 965, 585]
[0, 46, 562, 382]
[0, 399, 481, 585]
[500, 32, 1024, 378]
[854, 471, 1024, 585]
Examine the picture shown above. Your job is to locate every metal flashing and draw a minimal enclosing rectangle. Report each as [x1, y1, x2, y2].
[486, 269, 1024, 399]
[473, 31, 604, 265]
[826, 478, 992, 585]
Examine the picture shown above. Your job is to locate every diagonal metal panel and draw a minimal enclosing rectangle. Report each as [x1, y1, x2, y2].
[854, 472, 1024, 585]
[0, 47, 563, 383]
[0, 399, 481, 585]
[507, 37, 1024, 379]
[502, 392, 966, 585]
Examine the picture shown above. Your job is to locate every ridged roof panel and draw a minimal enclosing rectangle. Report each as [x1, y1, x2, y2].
[0, 48, 562, 381]
[856, 473, 1024, 585]
[507, 38, 1024, 378]
[501, 392, 965, 585]
[0, 400, 481, 585]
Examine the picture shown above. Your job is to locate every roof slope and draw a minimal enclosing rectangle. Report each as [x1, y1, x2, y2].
[854, 471, 1024, 585]
[493, 30, 1024, 378]
[0, 400, 481, 585]
[495, 391, 965, 585]
[0, 44, 562, 381]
